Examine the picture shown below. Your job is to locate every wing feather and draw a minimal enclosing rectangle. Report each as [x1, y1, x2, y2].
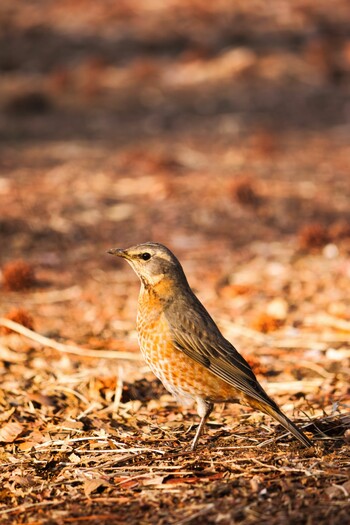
[165, 293, 273, 406]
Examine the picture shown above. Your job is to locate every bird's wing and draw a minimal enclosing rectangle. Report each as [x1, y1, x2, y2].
[165, 296, 272, 406]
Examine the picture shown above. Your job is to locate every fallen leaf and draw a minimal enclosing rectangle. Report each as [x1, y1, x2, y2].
[0, 407, 16, 423]
[84, 479, 107, 497]
[68, 452, 80, 463]
[165, 477, 201, 485]
[142, 475, 165, 486]
[0, 421, 24, 443]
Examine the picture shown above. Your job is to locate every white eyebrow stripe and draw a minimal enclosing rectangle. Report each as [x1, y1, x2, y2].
[157, 252, 172, 262]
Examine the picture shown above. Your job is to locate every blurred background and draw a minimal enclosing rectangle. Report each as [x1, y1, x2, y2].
[1, 3, 350, 519]
[1, 5, 349, 520]
[0, 0, 350, 338]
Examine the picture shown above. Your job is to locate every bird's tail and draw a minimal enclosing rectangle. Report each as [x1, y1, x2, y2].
[248, 397, 312, 448]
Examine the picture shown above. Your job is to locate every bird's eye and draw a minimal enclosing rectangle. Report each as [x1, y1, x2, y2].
[141, 252, 151, 261]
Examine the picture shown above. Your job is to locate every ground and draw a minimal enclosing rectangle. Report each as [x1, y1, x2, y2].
[0, 1, 350, 524]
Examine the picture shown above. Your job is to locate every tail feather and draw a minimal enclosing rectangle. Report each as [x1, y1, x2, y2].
[262, 403, 312, 448]
[248, 397, 312, 448]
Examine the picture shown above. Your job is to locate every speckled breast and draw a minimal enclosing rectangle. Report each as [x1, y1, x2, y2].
[137, 291, 190, 402]
[136, 289, 238, 405]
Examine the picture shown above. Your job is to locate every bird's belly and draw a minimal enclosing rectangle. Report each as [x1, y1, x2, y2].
[137, 309, 239, 405]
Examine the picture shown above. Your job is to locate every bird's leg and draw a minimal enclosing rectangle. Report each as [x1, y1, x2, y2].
[191, 400, 214, 450]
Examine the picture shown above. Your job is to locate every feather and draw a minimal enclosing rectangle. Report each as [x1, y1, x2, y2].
[165, 287, 312, 447]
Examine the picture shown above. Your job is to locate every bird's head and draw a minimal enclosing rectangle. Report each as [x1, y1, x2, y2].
[107, 242, 184, 287]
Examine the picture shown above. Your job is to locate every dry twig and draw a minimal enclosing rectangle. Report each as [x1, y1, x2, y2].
[0, 318, 141, 361]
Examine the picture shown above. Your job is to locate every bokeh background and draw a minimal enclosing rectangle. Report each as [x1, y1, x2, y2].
[1, 0, 350, 266]
[1, 2, 350, 523]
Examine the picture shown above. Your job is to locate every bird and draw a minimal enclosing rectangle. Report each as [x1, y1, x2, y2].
[108, 242, 312, 450]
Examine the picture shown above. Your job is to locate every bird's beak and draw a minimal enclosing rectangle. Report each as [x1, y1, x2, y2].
[107, 248, 128, 258]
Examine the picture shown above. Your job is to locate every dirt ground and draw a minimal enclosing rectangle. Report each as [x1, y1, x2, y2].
[0, 1, 350, 524]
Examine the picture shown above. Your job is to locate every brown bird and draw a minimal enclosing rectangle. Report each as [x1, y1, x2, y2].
[108, 242, 312, 450]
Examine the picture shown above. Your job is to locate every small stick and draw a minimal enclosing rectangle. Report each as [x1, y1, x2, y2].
[0, 318, 141, 361]
[112, 366, 124, 418]
[305, 314, 350, 333]
[3, 285, 81, 304]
